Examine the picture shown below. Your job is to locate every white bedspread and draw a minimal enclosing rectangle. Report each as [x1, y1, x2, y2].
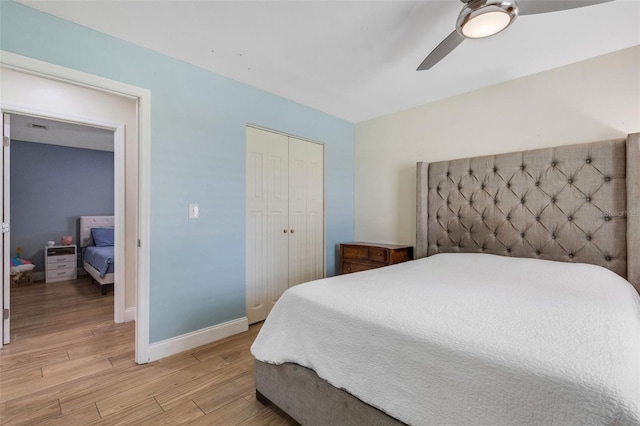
[251, 253, 640, 425]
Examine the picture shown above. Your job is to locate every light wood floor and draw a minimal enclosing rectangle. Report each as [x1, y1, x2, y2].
[0, 277, 296, 425]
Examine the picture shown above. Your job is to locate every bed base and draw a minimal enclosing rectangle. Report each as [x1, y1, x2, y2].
[254, 360, 404, 426]
[83, 261, 114, 295]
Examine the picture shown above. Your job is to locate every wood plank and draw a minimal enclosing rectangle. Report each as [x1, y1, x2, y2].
[192, 371, 255, 413]
[33, 404, 101, 425]
[107, 350, 136, 368]
[138, 400, 205, 425]
[66, 338, 132, 360]
[60, 353, 199, 414]
[3, 359, 154, 416]
[154, 355, 250, 411]
[92, 398, 163, 426]
[0, 397, 61, 425]
[42, 354, 113, 379]
[188, 397, 260, 425]
[94, 354, 229, 418]
[0, 363, 42, 383]
[0, 347, 69, 369]
[0, 355, 113, 402]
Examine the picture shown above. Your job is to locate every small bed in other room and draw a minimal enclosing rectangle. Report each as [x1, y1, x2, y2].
[80, 216, 115, 295]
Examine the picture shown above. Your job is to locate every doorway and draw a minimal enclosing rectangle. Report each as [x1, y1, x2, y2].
[9, 114, 118, 331]
[0, 51, 151, 363]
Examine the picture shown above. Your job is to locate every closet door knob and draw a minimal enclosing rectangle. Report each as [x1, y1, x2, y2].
[283, 229, 288, 233]
[290, 229, 295, 234]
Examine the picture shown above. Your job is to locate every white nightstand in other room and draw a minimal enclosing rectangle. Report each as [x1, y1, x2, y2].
[45, 245, 77, 283]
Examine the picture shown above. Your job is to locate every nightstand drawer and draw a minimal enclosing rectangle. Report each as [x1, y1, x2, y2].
[47, 254, 75, 264]
[341, 262, 375, 274]
[47, 268, 76, 283]
[368, 248, 389, 263]
[48, 260, 75, 270]
[342, 246, 369, 260]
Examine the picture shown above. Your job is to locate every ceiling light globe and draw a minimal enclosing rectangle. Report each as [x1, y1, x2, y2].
[457, 0, 519, 39]
[462, 11, 511, 38]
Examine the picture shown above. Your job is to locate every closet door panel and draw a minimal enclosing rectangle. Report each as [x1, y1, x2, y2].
[288, 138, 308, 286]
[246, 133, 268, 324]
[306, 141, 325, 282]
[288, 137, 324, 287]
[246, 127, 288, 324]
[266, 137, 289, 313]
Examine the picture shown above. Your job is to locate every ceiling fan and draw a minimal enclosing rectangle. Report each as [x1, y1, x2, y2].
[417, 0, 613, 70]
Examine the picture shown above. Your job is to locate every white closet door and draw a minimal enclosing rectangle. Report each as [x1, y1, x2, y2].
[246, 127, 289, 324]
[288, 137, 324, 287]
[305, 141, 324, 283]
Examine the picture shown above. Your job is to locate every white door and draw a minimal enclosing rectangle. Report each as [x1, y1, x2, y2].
[288, 137, 324, 287]
[1, 113, 10, 346]
[246, 128, 324, 324]
[246, 127, 289, 324]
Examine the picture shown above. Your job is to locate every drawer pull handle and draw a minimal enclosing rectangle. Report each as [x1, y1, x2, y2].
[56, 272, 66, 276]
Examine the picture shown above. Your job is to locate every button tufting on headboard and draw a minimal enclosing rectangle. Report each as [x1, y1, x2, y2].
[80, 216, 115, 247]
[418, 138, 629, 281]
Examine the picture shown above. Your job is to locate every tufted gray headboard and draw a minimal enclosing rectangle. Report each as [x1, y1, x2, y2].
[417, 133, 640, 294]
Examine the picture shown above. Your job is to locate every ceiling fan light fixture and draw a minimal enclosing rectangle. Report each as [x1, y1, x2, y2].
[457, 0, 519, 39]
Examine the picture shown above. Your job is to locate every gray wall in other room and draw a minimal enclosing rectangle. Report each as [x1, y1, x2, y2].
[10, 140, 114, 273]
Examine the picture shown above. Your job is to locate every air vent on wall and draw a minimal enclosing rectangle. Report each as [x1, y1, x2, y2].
[28, 123, 49, 130]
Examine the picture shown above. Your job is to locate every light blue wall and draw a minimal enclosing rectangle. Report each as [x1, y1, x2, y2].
[10, 140, 115, 272]
[0, 1, 355, 343]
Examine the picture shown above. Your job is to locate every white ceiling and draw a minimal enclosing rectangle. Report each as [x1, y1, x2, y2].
[10, 114, 114, 152]
[18, 0, 640, 123]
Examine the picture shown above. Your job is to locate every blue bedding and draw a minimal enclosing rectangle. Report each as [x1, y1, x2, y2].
[84, 246, 114, 278]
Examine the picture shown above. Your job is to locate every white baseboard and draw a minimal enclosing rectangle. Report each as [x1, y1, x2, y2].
[124, 307, 136, 323]
[148, 317, 249, 362]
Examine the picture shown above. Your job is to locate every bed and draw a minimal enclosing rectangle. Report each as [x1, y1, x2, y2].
[80, 216, 115, 295]
[251, 133, 640, 425]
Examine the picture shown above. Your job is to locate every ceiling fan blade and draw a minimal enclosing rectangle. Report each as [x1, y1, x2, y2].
[518, 0, 614, 16]
[417, 30, 465, 71]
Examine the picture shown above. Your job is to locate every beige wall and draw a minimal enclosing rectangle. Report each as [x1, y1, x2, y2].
[355, 46, 640, 247]
[1, 68, 138, 313]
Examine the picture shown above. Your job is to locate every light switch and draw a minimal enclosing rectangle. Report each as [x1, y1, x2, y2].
[189, 203, 199, 219]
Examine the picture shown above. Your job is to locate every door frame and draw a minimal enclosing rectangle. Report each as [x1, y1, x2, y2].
[2, 114, 10, 344]
[0, 51, 151, 363]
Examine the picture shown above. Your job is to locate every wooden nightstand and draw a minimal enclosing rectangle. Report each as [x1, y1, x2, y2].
[339, 243, 413, 275]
